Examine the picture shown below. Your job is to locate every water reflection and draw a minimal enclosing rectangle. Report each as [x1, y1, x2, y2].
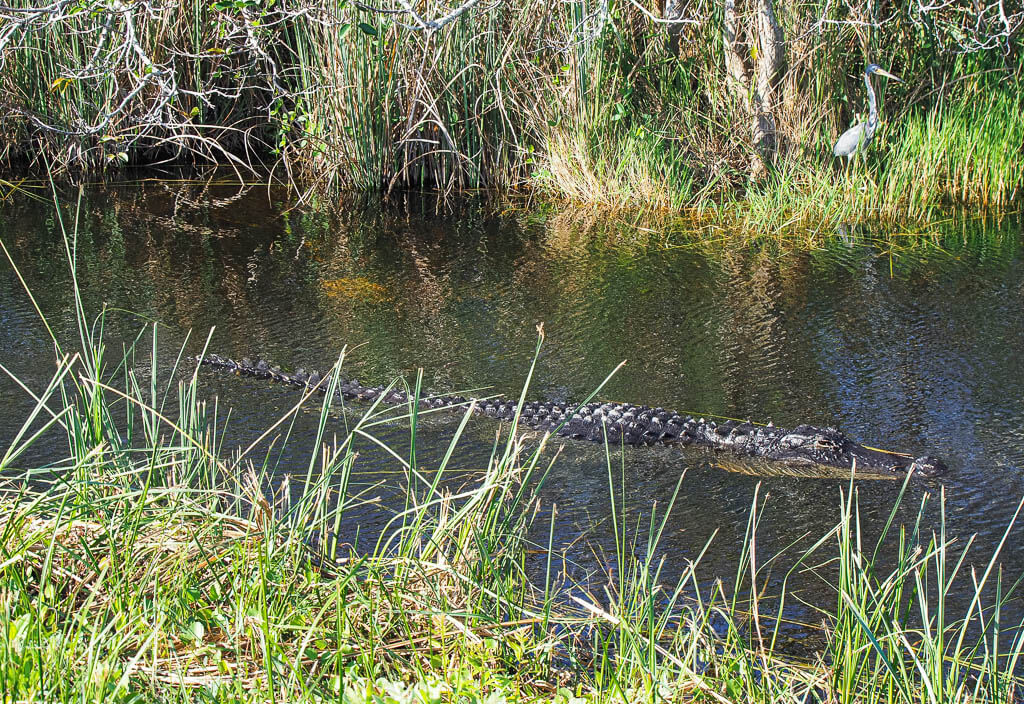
[2, 182, 1023, 624]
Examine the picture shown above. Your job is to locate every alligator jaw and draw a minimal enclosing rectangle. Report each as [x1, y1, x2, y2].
[844, 441, 948, 477]
[195, 354, 947, 478]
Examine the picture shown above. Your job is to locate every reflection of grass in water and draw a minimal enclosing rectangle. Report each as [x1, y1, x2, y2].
[1, 191, 1023, 702]
[523, 195, 1023, 253]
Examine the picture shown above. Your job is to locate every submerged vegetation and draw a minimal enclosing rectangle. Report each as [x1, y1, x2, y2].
[1, 197, 1024, 701]
[1, 0, 1022, 229]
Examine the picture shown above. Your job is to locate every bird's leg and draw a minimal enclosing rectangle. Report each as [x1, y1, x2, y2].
[854, 149, 876, 194]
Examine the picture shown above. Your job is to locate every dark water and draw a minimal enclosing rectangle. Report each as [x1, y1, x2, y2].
[2, 181, 1024, 628]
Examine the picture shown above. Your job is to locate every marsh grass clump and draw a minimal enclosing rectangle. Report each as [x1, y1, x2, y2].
[730, 80, 1024, 232]
[880, 87, 1024, 213]
[2, 196, 1024, 701]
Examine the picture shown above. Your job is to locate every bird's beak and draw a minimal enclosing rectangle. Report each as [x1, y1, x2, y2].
[875, 68, 902, 82]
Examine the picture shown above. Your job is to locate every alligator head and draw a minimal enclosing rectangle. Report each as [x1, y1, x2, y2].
[766, 425, 947, 477]
[904, 455, 948, 477]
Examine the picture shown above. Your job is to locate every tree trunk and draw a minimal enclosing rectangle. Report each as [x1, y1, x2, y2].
[663, 0, 687, 55]
[722, 0, 785, 176]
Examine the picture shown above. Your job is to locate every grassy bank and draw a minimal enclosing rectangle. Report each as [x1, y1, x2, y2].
[2, 1, 1022, 230]
[2, 203, 1024, 701]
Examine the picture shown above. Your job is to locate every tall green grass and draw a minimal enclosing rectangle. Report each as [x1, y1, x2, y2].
[2, 191, 1024, 700]
[2, 0, 1021, 227]
[882, 87, 1024, 213]
[734, 82, 1024, 232]
[284, 0, 531, 192]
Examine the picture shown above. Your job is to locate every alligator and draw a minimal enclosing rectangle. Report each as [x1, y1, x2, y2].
[196, 354, 948, 477]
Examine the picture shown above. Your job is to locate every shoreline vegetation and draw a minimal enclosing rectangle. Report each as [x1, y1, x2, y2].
[2, 0, 1023, 231]
[2, 197, 1024, 701]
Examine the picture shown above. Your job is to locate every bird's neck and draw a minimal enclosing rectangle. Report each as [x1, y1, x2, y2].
[864, 71, 879, 125]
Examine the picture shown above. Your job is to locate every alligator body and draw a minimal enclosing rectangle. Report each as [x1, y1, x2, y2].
[197, 354, 947, 477]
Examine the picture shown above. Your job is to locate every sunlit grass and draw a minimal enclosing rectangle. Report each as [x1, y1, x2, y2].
[535, 126, 700, 211]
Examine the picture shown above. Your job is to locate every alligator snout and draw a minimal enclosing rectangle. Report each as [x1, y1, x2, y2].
[909, 455, 948, 477]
